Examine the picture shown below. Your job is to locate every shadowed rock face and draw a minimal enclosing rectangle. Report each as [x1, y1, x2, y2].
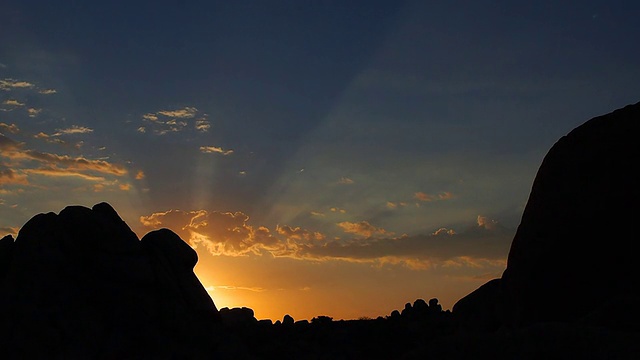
[502, 101, 639, 326]
[0, 202, 219, 358]
[453, 101, 640, 331]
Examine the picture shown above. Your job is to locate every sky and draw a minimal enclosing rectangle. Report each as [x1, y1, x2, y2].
[1, 0, 640, 322]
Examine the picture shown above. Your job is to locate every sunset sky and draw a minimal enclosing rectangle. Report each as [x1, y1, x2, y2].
[2, 1, 640, 321]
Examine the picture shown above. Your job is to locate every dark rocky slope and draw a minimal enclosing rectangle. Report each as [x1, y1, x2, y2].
[0, 203, 219, 359]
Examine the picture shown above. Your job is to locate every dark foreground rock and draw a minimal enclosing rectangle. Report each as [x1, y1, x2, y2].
[0, 203, 219, 359]
[450, 101, 640, 357]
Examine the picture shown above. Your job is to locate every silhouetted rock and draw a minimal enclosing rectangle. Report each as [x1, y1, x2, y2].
[282, 314, 295, 326]
[0, 202, 220, 359]
[501, 101, 640, 328]
[219, 307, 257, 326]
[453, 101, 640, 334]
[452, 278, 504, 333]
[0, 234, 13, 280]
[428, 298, 442, 313]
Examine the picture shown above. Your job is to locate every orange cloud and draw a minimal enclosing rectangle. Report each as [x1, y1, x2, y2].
[135, 170, 145, 180]
[139, 208, 512, 271]
[336, 220, 390, 238]
[414, 191, 454, 202]
[0, 167, 28, 185]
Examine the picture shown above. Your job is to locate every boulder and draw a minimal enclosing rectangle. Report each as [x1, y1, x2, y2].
[501, 101, 640, 327]
[453, 100, 640, 331]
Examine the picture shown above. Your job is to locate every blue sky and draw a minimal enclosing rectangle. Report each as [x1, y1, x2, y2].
[2, 0, 639, 320]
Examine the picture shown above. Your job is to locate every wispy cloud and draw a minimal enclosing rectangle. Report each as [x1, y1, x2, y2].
[205, 285, 266, 293]
[414, 191, 454, 202]
[52, 125, 94, 136]
[1, 133, 128, 191]
[157, 107, 198, 118]
[336, 220, 391, 238]
[0, 123, 20, 134]
[27, 108, 41, 117]
[140, 106, 207, 135]
[195, 118, 210, 132]
[200, 146, 233, 155]
[2, 99, 25, 107]
[0, 79, 35, 90]
[39, 89, 57, 95]
[0, 166, 29, 185]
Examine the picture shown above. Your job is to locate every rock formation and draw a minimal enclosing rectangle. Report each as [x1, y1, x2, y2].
[0, 202, 220, 359]
[453, 101, 640, 331]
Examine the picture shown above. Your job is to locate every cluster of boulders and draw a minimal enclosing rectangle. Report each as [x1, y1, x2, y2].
[0, 203, 219, 359]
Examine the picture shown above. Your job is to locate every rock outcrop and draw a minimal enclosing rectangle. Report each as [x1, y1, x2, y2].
[0, 202, 220, 359]
[453, 101, 640, 331]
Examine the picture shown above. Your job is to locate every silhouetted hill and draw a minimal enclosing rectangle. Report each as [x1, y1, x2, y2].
[0, 203, 219, 359]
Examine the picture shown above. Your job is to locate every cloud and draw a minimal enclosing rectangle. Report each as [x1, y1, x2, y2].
[0, 123, 20, 134]
[205, 285, 266, 293]
[142, 113, 159, 121]
[157, 107, 198, 118]
[52, 126, 93, 136]
[0, 79, 34, 90]
[140, 207, 512, 271]
[1, 133, 128, 190]
[139, 107, 206, 135]
[386, 201, 407, 209]
[18, 150, 127, 176]
[0, 166, 29, 185]
[140, 209, 281, 256]
[195, 118, 210, 132]
[0, 134, 23, 152]
[200, 146, 233, 155]
[414, 191, 454, 202]
[3, 99, 25, 107]
[290, 217, 511, 269]
[22, 167, 106, 181]
[338, 177, 354, 184]
[0, 226, 19, 237]
[135, 170, 145, 180]
[276, 225, 325, 241]
[39, 89, 57, 95]
[336, 220, 391, 238]
[27, 108, 41, 117]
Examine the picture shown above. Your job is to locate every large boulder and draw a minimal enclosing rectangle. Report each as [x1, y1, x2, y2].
[0, 202, 220, 358]
[501, 101, 639, 327]
[453, 101, 640, 331]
